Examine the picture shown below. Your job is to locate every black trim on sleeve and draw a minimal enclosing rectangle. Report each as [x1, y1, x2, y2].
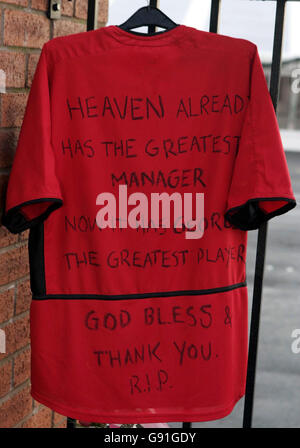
[1, 198, 63, 234]
[224, 197, 297, 231]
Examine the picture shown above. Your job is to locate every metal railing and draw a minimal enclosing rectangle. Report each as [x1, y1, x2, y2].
[67, 0, 295, 430]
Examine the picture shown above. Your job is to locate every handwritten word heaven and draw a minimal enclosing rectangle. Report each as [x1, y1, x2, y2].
[95, 185, 204, 240]
[66, 94, 246, 120]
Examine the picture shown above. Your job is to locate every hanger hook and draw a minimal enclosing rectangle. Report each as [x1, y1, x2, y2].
[147, 0, 151, 11]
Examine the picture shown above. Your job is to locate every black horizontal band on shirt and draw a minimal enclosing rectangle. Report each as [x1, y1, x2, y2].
[32, 280, 247, 301]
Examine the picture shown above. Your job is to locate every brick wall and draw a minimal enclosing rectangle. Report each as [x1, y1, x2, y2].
[0, 0, 108, 428]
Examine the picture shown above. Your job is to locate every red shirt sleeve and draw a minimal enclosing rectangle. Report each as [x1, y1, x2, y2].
[224, 44, 296, 230]
[2, 43, 63, 234]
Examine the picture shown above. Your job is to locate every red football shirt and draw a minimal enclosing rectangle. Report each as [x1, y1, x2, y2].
[2, 24, 296, 423]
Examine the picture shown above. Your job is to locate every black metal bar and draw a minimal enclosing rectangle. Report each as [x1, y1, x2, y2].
[242, 223, 268, 428]
[269, 0, 286, 109]
[148, 0, 158, 34]
[87, 0, 97, 31]
[242, 0, 287, 429]
[209, 0, 221, 33]
[67, 417, 76, 429]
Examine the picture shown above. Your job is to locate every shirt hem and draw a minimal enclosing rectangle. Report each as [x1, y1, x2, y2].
[31, 388, 245, 424]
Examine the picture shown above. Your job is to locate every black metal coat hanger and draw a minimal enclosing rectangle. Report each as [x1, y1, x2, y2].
[117, 3, 179, 35]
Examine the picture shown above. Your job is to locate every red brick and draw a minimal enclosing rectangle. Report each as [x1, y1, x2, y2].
[1, 92, 28, 128]
[74, 0, 87, 20]
[0, 226, 19, 249]
[0, 360, 12, 398]
[53, 19, 86, 39]
[97, 0, 108, 23]
[23, 0, 74, 15]
[0, 70, 5, 95]
[74, 0, 108, 24]
[0, 51, 26, 88]
[4, 9, 50, 48]
[54, 418, 67, 428]
[53, 410, 67, 425]
[21, 405, 52, 428]
[31, 0, 48, 11]
[15, 279, 31, 315]
[0, 385, 32, 428]
[0, 244, 29, 287]
[0, 286, 14, 323]
[2, 0, 28, 6]
[13, 347, 30, 386]
[0, 128, 19, 169]
[61, 0, 74, 17]
[19, 230, 29, 242]
[32, 398, 40, 409]
[0, 315, 30, 361]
